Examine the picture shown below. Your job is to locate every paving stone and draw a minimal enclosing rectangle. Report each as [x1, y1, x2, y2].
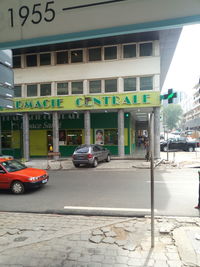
[102, 237, 115, 244]
[92, 229, 103, 236]
[91, 254, 104, 262]
[167, 260, 182, 267]
[159, 224, 175, 234]
[105, 231, 117, 237]
[115, 240, 127, 246]
[89, 236, 103, 244]
[123, 241, 137, 251]
[116, 255, 128, 264]
[103, 255, 116, 264]
[166, 252, 181, 260]
[101, 227, 111, 233]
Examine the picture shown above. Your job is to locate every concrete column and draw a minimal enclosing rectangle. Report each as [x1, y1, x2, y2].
[84, 111, 90, 145]
[153, 107, 160, 159]
[23, 113, 29, 161]
[118, 109, 125, 157]
[52, 112, 59, 158]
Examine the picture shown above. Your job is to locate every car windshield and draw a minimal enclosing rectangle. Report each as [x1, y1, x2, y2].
[1, 160, 27, 172]
[75, 146, 89, 153]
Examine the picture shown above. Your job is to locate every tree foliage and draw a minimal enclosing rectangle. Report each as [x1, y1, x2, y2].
[163, 104, 183, 130]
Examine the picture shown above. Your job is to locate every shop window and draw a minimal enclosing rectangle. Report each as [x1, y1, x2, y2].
[57, 82, 68, 95]
[27, 84, 37, 97]
[88, 48, 101, 61]
[14, 85, 22, 97]
[2, 132, 12, 148]
[56, 51, 68, 64]
[71, 50, 83, 63]
[139, 42, 153, 57]
[105, 79, 117, 93]
[104, 46, 117, 60]
[13, 55, 21, 68]
[104, 129, 118, 145]
[123, 44, 136, 58]
[140, 76, 153, 91]
[66, 130, 82, 145]
[40, 53, 51, 66]
[89, 80, 101, 93]
[71, 81, 83, 94]
[40, 83, 51, 96]
[59, 130, 66, 145]
[124, 77, 136, 91]
[26, 54, 37, 67]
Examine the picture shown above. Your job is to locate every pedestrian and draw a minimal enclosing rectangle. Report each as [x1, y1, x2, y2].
[195, 170, 200, 209]
[145, 139, 149, 161]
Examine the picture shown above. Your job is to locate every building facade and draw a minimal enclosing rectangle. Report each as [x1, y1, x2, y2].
[1, 33, 161, 160]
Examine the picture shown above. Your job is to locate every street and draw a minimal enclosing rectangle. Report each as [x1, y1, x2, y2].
[0, 167, 199, 217]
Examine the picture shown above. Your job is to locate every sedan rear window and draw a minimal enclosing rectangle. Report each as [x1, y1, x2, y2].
[75, 147, 89, 153]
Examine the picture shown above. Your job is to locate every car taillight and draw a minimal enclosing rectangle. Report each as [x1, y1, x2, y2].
[87, 153, 93, 159]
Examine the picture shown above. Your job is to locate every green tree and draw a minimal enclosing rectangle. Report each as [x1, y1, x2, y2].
[163, 104, 183, 130]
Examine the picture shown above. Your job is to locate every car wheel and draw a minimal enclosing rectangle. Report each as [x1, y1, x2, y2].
[106, 154, 111, 162]
[73, 163, 80, 168]
[188, 147, 194, 152]
[11, 181, 25, 194]
[92, 158, 98, 168]
[163, 146, 168, 152]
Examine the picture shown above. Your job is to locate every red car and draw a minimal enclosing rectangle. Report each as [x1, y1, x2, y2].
[0, 159, 49, 194]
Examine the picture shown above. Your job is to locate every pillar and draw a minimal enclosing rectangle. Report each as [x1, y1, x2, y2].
[84, 111, 90, 145]
[153, 107, 160, 159]
[118, 109, 124, 157]
[52, 112, 59, 159]
[23, 113, 29, 161]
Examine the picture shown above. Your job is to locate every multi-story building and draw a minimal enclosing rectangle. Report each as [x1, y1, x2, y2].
[0, 30, 181, 160]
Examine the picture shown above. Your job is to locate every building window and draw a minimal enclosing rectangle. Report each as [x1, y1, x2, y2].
[104, 46, 117, 60]
[2, 132, 12, 148]
[89, 80, 101, 93]
[14, 85, 22, 97]
[104, 129, 118, 145]
[124, 78, 136, 91]
[88, 48, 101, 61]
[139, 42, 153, 56]
[105, 79, 117, 93]
[140, 76, 153, 91]
[13, 56, 21, 68]
[40, 83, 51, 96]
[57, 82, 68, 95]
[27, 84, 37, 97]
[66, 130, 82, 145]
[71, 81, 83, 94]
[71, 50, 83, 63]
[40, 53, 51, 65]
[56, 51, 68, 64]
[26, 54, 37, 67]
[123, 44, 136, 58]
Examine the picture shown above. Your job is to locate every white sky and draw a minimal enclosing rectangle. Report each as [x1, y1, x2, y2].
[162, 24, 200, 94]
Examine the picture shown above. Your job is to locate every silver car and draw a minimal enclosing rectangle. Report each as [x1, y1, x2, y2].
[72, 144, 111, 167]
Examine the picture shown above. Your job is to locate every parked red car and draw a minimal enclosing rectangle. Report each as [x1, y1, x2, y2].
[0, 159, 49, 194]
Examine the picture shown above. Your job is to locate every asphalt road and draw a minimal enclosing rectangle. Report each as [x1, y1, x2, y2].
[0, 167, 199, 217]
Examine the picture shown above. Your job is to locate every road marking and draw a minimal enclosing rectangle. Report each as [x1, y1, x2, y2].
[63, 206, 157, 212]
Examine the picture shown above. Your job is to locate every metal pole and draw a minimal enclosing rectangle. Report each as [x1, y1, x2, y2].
[150, 113, 154, 248]
[167, 131, 169, 161]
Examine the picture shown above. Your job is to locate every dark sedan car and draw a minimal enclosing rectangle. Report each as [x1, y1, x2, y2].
[160, 137, 198, 152]
[72, 144, 111, 167]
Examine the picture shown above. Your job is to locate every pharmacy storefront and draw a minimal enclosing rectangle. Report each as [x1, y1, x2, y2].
[1, 91, 160, 159]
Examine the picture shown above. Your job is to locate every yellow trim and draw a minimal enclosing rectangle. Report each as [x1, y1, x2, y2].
[30, 130, 48, 156]
[124, 128, 128, 146]
[11, 130, 20, 148]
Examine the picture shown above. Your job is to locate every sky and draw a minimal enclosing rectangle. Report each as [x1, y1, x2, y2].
[162, 24, 200, 95]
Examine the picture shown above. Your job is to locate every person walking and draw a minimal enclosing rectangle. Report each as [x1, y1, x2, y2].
[195, 170, 200, 209]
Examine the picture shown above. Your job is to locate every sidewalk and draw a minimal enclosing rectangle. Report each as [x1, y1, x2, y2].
[0, 212, 200, 266]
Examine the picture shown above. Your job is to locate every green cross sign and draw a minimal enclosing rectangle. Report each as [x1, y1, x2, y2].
[160, 89, 177, 103]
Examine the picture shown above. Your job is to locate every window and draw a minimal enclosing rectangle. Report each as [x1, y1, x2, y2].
[105, 79, 117, 93]
[13, 56, 21, 68]
[104, 46, 117, 60]
[124, 78, 136, 91]
[140, 76, 153, 91]
[56, 51, 68, 64]
[89, 80, 101, 93]
[139, 42, 153, 56]
[71, 50, 83, 63]
[123, 44, 136, 58]
[66, 130, 82, 145]
[40, 53, 51, 65]
[40, 84, 51, 96]
[71, 81, 83, 94]
[27, 84, 37, 97]
[14, 85, 22, 97]
[104, 129, 118, 145]
[88, 48, 101, 61]
[26, 54, 37, 67]
[2, 131, 12, 148]
[57, 83, 68, 95]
